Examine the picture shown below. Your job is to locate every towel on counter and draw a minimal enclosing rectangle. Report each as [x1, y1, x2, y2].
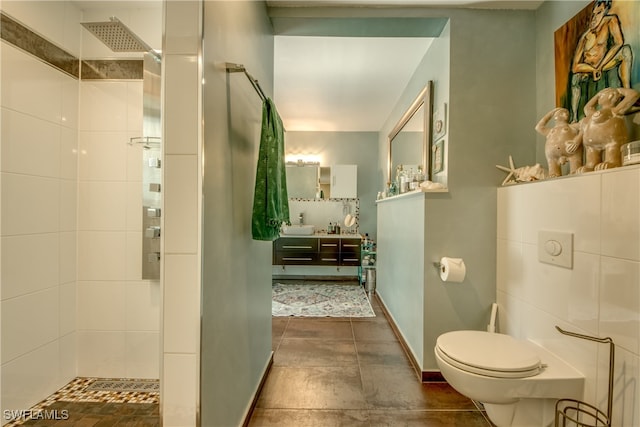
[252, 97, 290, 241]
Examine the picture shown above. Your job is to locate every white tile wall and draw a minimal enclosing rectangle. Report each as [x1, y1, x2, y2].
[77, 331, 126, 377]
[1, 39, 79, 413]
[1, 1, 83, 57]
[163, 55, 199, 155]
[1, 2, 162, 416]
[497, 166, 640, 426]
[1, 234, 59, 299]
[163, 353, 198, 426]
[76, 79, 160, 379]
[162, 1, 203, 425]
[163, 255, 199, 353]
[1, 341, 63, 415]
[163, 156, 199, 253]
[1, 288, 59, 363]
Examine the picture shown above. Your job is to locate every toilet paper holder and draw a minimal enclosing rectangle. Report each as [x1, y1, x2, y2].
[434, 257, 467, 283]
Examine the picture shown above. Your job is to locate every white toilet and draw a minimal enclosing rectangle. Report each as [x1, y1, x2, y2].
[434, 330, 584, 427]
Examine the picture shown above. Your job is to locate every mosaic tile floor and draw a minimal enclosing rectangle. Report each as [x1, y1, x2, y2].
[4, 377, 159, 426]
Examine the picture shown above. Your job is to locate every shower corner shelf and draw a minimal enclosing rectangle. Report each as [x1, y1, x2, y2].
[129, 136, 162, 147]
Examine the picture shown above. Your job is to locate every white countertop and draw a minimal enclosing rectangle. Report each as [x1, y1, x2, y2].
[279, 232, 362, 239]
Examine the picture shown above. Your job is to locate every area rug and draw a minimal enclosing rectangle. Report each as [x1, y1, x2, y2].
[272, 282, 375, 317]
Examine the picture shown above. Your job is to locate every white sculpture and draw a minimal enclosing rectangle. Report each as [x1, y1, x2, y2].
[496, 156, 547, 186]
[577, 87, 640, 173]
[535, 107, 583, 177]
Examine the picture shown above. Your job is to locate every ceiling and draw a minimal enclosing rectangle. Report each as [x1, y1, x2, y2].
[269, 0, 543, 132]
[74, 0, 543, 132]
[274, 36, 435, 132]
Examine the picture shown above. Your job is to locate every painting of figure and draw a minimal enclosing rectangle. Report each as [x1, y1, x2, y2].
[555, 0, 640, 123]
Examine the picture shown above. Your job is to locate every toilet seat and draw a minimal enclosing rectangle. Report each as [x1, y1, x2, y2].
[436, 331, 542, 379]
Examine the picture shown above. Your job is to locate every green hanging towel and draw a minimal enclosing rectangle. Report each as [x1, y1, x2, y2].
[252, 98, 290, 241]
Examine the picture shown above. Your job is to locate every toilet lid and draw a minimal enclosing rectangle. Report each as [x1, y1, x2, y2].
[436, 331, 542, 378]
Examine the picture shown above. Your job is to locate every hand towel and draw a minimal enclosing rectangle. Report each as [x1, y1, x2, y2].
[252, 98, 290, 240]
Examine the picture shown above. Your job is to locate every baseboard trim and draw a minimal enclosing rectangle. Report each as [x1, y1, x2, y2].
[241, 351, 274, 427]
[374, 294, 444, 383]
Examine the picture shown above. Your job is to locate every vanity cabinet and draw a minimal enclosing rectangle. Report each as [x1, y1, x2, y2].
[273, 236, 361, 267]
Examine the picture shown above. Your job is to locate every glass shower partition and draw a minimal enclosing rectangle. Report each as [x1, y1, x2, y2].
[131, 53, 162, 280]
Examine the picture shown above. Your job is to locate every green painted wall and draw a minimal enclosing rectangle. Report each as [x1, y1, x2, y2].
[200, 1, 275, 426]
[378, 8, 538, 370]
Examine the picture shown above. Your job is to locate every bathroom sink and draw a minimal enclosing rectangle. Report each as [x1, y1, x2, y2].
[282, 224, 315, 236]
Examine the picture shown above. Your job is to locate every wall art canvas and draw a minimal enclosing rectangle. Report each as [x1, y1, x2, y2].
[554, 0, 640, 123]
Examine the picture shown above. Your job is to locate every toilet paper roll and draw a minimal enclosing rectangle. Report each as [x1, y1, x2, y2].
[439, 257, 466, 283]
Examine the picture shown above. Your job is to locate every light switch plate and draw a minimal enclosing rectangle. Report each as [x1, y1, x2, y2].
[538, 230, 573, 269]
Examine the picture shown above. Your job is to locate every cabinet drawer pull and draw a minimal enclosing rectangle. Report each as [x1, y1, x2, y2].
[282, 245, 313, 249]
[283, 257, 313, 261]
[343, 258, 359, 262]
[343, 244, 359, 248]
[321, 243, 338, 247]
[321, 258, 337, 262]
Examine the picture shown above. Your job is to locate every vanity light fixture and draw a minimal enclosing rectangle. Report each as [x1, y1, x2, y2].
[285, 154, 321, 165]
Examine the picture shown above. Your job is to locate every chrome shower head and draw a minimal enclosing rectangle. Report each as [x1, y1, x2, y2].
[81, 16, 153, 53]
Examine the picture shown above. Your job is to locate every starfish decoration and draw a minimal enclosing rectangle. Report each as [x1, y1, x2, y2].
[496, 155, 517, 186]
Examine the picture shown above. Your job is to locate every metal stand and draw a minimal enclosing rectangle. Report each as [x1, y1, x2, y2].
[554, 326, 614, 427]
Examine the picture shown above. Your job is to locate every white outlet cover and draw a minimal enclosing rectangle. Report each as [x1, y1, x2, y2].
[538, 230, 573, 269]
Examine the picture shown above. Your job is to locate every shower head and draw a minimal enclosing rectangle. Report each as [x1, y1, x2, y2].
[81, 16, 158, 57]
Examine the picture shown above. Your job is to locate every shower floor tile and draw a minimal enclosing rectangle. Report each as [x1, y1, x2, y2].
[4, 377, 159, 427]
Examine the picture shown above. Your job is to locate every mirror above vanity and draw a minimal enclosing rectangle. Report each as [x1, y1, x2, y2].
[388, 81, 433, 192]
[286, 163, 357, 199]
[285, 162, 319, 199]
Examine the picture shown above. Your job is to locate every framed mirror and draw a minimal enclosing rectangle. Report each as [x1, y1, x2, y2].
[285, 163, 319, 198]
[388, 81, 433, 185]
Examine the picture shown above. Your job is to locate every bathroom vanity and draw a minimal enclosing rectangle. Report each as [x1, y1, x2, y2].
[273, 235, 361, 267]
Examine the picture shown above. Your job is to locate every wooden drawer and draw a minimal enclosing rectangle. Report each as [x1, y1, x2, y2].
[274, 237, 318, 252]
[318, 238, 339, 265]
[274, 252, 318, 265]
[340, 239, 361, 254]
[340, 238, 361, 266]
[340, 253, 361, 266]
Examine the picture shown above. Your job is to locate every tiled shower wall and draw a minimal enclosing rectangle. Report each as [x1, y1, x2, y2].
[76, 80, 160, 378]
[1, 1, 160, 417]
[1, 37, 80, 414]
[497, 165, 640, 426]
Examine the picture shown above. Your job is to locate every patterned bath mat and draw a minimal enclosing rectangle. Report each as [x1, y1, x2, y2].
[272, 282, 375, 317]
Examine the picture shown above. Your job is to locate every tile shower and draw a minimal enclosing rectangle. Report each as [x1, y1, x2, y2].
[0, 3, 160, 419]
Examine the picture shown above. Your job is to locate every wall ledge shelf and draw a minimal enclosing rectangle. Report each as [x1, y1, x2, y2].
[376, 187, 447, 204]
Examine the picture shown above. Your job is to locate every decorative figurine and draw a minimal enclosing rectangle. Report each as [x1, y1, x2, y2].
[496, 155, 547, 186]
[577, 87, 640, 173]
[535, 107, 583, 177]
